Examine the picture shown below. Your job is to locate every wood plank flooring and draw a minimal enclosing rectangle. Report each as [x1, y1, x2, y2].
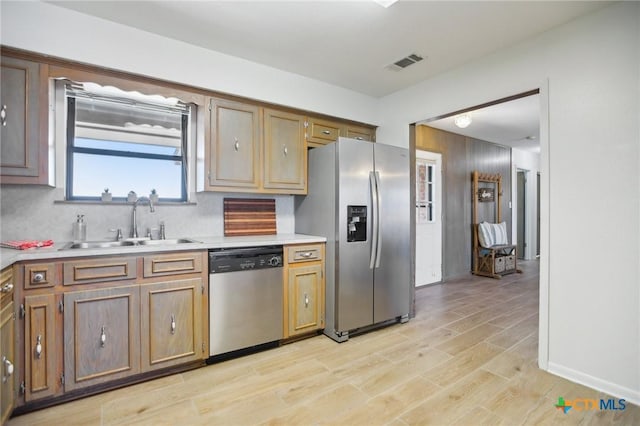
[8, 261, 639, 425]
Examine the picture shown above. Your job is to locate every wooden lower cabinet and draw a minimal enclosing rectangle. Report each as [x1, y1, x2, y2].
[140, 278, 203, 372]
[284, 243, 325, 338]
[23, 294, 58, 402]
[287, 264, 323, 337]
[11, 250, 208, 413]
[1, 291, 15, 424]
[63, 286, 140, 392]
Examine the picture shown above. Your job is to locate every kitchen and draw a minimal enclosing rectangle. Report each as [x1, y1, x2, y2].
[1, 0, 640, 424]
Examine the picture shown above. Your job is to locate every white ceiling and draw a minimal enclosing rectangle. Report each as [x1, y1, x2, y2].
[419, 93, 541, 153]
[49, 0, 610, 98]
[46, 1, 608, 151]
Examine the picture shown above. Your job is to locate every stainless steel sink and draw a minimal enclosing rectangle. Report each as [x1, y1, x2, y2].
[60, 238, 199, 250]
[63, 240, 138, 249]
[136, 238, 199, 246]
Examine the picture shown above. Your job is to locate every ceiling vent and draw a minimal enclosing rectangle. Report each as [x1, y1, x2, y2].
[386, 53, 424, 71]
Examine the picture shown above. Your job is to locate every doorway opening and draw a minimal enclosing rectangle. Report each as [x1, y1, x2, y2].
[517, 169, 527, 259]
[415, 150, 442, 286]
[411, 88, 544, 367]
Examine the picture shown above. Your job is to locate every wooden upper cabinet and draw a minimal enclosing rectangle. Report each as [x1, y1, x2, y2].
[306, 117, 376, 147]
[0, 56, 49, 185]
[263, 109, 307, 193]
[208, 98, 261, 190]
[343, 125, 375, 142]
[306, 117, 341, 147]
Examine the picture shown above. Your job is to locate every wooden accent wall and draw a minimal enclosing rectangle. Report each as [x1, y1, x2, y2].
[416, 125, 512, 279]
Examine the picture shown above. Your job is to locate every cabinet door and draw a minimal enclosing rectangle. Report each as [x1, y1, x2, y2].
[306, 117, 341, 147]
[140, 279, 203, 372]
[263, 109, 307, 193]
[0, 56, 47, 184]
[208, 98, 261, 189]
[63, 286, 140, 391]
[343, 125, 375, 142]
[1, 300, 15, 423]
[23, 294, 58, 402]
[287, 264, 323, 337]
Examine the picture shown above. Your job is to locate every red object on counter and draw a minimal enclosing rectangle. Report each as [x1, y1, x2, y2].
[0, 240, 54, 250]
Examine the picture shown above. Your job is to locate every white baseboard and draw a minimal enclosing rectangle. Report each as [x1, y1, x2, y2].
[547, 362, 640, 406]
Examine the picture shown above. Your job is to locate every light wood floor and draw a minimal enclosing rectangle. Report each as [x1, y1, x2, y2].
[8, 260, 639, 425]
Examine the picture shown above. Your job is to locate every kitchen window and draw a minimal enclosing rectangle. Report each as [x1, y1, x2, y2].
[63, 81, 192, 202]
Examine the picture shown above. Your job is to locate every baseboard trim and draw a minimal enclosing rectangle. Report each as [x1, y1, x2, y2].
[547, 362, 640, 406]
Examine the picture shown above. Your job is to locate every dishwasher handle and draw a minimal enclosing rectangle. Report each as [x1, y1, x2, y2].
[209, 245, 282, 259]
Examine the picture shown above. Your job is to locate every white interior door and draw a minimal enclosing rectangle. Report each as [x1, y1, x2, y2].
[415, 150, 442, 286]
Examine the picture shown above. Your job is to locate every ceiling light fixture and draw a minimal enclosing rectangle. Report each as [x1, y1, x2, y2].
[454, 114, 472, 128]
[373, 0, 399, 8]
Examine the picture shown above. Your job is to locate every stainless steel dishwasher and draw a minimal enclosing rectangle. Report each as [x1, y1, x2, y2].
[208, 245, 283, 358]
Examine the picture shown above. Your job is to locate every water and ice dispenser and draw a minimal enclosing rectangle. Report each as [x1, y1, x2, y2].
[347, 205, 367, 242]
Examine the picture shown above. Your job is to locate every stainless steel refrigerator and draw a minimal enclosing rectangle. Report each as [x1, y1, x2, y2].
[295, 137, 410, 342]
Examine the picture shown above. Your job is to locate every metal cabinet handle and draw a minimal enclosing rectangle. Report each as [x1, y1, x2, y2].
[234, 137, 239, 151]
[33, 273, 45, 283]
[2, 357, 13, 383]
[355, 136, 364, 140]
[35, 335, 42, 358]
[0, 105, 6, 127]
[321, 130, 331, 135]
[1, 283, 13, 293]
[304, 293, 309, 308]
[283, 145, 288, 156]
[299, 252, 313, 258]
[100, 326, 106, 347]
[170, 314, 176, 334]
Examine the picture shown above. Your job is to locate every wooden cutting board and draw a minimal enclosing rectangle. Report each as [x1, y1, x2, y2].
[223, 198, 277, 236]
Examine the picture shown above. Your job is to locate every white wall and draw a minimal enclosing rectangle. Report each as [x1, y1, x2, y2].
[512, 149, 540, 260]
[378, 2, 639, 403]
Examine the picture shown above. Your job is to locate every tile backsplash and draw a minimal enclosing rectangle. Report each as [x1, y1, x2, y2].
[0, 186, 294, 243]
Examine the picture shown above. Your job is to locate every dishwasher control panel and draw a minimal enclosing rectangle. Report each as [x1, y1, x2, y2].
[209, 245, 283, 273]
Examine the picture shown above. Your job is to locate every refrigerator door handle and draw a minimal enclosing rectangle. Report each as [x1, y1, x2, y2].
[374, 171, 382, 268]
[369, 171, 379, 269]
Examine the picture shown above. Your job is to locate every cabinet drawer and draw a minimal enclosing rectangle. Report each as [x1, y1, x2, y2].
[287, 244, 323, 263]
[143, 252, 203, 278]
[23, 262, 56, 289]
[63, 257, 136, 286]
[307, 118, 341, 146]
[344, 125, 375, 142]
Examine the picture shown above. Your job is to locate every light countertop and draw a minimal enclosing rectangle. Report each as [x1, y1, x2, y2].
[0, 233, 326, 270]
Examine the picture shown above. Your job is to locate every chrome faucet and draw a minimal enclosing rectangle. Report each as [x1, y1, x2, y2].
[130, 197, 155, 238]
